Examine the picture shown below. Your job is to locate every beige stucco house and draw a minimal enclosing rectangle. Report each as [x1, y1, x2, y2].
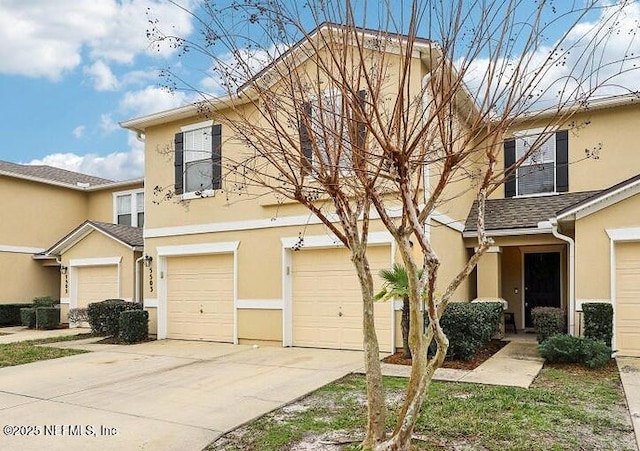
[0, 160, 143, 320]
[119, 26, 640, 356]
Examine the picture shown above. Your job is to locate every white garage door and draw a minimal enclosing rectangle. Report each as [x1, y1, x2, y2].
[166, 253, 234, 342]
[616, 242, 640, 357]
[292, 246, 393, 352]
[76, 265, 118, 308]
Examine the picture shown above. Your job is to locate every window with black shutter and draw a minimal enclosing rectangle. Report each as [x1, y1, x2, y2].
[174, 122, 222, 195]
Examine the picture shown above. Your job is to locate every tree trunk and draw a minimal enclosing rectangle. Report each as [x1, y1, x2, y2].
[402, 295, 411, 359]
[351, 247, 387, 448]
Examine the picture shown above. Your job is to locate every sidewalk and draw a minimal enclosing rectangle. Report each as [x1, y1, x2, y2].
[379, 340, 544, 388]
[0, 326, 90, 344]
[617, 357, 640, 451]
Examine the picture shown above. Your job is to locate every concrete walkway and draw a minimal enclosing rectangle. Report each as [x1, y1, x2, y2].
[0, 339, 364, 451]
[617, 357, 640, 450]
[0, 326, 90, 344]
[380, 340, 545, 388]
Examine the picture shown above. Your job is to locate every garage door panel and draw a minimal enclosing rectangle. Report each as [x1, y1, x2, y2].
[292, 246, 392, 352]
[166, 254, 234, 342]
[77, 265, 118, 308]
[616, 242, 640, 357]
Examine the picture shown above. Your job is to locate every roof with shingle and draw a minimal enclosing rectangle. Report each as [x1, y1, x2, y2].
[464, 191, 600, 232]
[0, 160, 113, 188]
[46, 220, 143, 255]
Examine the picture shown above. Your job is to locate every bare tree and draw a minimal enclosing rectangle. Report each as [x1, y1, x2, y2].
[148, 0, 639, 448]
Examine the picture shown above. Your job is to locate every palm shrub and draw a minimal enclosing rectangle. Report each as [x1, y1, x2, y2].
[376, 264, 424, 359]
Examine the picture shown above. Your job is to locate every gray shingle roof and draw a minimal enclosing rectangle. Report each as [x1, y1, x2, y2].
[464, 191, 600, 232]
[89, 221, 143, 247]
[0, 160, 113, 187]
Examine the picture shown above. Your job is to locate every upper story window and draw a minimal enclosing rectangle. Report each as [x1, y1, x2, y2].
[174, 120, 222, 197]
[115, 189, 144, 227]
[298, 90, 366, 173]
[504, 129, 568, 198]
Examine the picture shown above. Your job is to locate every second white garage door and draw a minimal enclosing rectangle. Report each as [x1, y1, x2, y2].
[76, 265, 118, 308]
[292, 246, 393, 352]
[166, 253, 234, 342]
[616, 242, 640, 357]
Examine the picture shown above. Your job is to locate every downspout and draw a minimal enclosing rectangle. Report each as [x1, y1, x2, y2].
[421, 72, 432, 327]
[135, 255, 144, 303]
[550, 218, 576, 336]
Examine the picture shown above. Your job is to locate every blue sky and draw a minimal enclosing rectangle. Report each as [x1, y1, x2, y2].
[1, 1, 639, 181]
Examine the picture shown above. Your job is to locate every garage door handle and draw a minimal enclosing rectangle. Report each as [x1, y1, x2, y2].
[338, 311, 343, 317]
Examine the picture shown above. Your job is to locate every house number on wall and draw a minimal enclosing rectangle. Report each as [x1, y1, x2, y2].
[149, 266, 154, 293]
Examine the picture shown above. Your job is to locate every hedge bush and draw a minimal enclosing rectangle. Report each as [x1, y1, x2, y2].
[426, 301, 503, 360]
[32, 296, 58, 308]
[538, 334, 611, 368]
[582, 303, 613, 347]
[36, 307, 60, 330]
[532, 307, 565, 343]
[87, 299, 142, 336]
[119, 310, 149, 344]
[20, 308, 36, 329]
[0, 303, 32, 326]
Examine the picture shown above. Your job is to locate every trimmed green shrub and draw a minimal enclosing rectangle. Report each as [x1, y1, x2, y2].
[36, 307, 60, 330]
[32, 296, 58, 308]
[0, 303, 33, 326]
[538, 334, 611, 368]
[87, 299, 143, 336]
[426, 301, 503, 360]
[532, 307, 565, 343]
[582, 303, 613, 347]
[20, 308, 36, 329]
[119, 310, 149, 343]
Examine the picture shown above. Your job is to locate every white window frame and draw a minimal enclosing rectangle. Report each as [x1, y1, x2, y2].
[181, 120, 215, 199]
[514, 128, 557, 197]
[309, 89, 352, 172]
[113, 188, 144, 227]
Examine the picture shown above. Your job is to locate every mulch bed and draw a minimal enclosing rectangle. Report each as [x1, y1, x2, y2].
[381, 339, 508, 370]
[544, 358, 618, 376]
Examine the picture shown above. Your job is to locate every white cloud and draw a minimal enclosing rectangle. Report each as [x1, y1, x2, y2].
[120, 85, 191, 117]
[0, 0, 196, 80]
[99, 114, 119, 134]
[72, 126, 85, 139]
[27, 146, 144, 181]
[84, 61, 119, 91]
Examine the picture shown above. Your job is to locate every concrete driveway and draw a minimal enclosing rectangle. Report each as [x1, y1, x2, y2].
[0, 340, 364, 451]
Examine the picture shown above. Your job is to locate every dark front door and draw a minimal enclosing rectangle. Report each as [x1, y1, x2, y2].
[524, 252, 561, 328]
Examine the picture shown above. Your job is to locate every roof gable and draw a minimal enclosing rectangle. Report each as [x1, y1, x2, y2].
[46, 221, 143, 255]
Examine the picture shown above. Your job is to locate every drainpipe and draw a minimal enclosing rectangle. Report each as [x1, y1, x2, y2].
[550, 218, 576, 336]
[135, 255, 145, 303]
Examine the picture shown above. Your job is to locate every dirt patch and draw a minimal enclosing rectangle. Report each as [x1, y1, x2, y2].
[381, 339, 508, 370]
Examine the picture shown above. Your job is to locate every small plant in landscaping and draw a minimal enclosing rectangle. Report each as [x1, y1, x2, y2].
[427, 301, 503, 360]
[32, 296, 58, 307]
[68, 308, 88, 325]
[582, 303, 613, 347]
[87, 299, 142, 337]
[20, 308, 36, 329]
[35, 307, 60, 330]
[119, 310, 149, 343]
[0, 303, 33, 326]
[538, 334, 611, 368]
[532, 307, 565, 343]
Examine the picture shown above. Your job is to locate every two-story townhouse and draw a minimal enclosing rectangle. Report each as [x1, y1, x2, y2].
[465, 95, 640, 356]
[121, 25, 475, 352]
[0, 160, 144, 321]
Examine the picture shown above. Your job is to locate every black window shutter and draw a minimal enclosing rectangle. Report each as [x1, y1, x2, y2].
[556, 130, 569, 192]
[174, 132, 184, 195]
[504, 139, 516, 197]
[299, 101, 313, 173]
[211, 124, 222, 190]
[356, 89, 367, 149]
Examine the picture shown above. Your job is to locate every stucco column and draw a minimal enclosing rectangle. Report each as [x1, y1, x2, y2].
[476, 246, 502, 299]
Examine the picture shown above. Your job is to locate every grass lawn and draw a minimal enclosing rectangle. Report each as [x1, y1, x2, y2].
[210, 362, 635, 450]
[0, 334, 93, 368]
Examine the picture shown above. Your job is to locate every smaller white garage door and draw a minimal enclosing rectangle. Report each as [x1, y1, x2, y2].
[292, 246, 393, 352]
[166, 253, 234, 342]
[76, 265, 119, 308]
[616, 242, 640, 357]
